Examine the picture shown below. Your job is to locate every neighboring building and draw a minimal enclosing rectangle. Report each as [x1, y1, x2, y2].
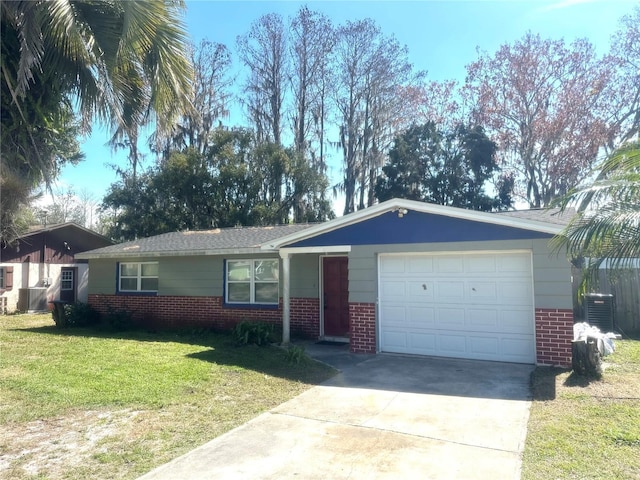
[0, 223, 113, 313]
[77, 199, 575, 366]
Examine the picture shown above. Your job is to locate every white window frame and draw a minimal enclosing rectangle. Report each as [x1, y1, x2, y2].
[119, 262, 158, 293]
[226, 259, 279, 305]
[61, 270, 73, 291]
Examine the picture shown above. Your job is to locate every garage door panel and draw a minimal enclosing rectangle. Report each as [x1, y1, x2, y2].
[467, 308, 498, 328]
[379, 252, 535, 364]
[407, 257, 434, 274]
[380, 256, 407, 274]
[498, 254, 531, 273]
[407, 306, 435, 325]
[468, 335, 500, 356]
[382, 330, 408, 349]
[436, 256, 464, 273]
[500, 309, 534, 332]
[500, 282, 532, 302]
[467, 255, 496, 273]
[438, 334, 467, 355]
[501, 337, 535, 361]
[436, 281, 465, 299]
[436, 307, 466, 326]
[408, 281, 434, 300]
[468, 282, 498, 300]
[380, 280, 406, 298]
[408, 332, 437, 353]
[380, 305, 406, 324]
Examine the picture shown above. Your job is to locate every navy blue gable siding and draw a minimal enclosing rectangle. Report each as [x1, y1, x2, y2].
[286, 211, 553, 247]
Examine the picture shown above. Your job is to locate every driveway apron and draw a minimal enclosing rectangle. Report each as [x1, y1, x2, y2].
[138, 344, 534, 480]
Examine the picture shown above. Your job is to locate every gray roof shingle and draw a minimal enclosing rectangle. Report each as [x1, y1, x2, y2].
[494, 207, 575, 226]
[77, 224, 316, 258]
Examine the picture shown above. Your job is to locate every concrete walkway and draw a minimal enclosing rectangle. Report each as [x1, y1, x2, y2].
[138, 343, 534, 479]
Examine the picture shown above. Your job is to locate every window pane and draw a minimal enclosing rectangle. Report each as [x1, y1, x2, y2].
[62, 281, 72, 290]
[141, 263, 158, 276]
[120, 278, 137, 291]
[254, 260, 279, 281]
[228, 261, 251, 281]
[120, 263, 138, 276]
[141, 278, 158, 291]
[227, 283, 250, 303]
[255, 283, 278, 304]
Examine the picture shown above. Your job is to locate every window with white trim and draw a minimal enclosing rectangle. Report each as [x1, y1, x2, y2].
[119, 262, 158, 292]
[226, 259, 279, 305]
[61, 270, 73, 290]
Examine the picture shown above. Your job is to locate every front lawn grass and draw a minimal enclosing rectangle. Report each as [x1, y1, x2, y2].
[523, 338, 640, 479]
[0, 314, 336, 479]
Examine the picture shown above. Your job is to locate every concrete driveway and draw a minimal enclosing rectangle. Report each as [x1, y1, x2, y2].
[138, 343, 534, 480]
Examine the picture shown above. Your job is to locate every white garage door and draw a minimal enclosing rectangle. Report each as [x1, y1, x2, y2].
[379, 251, 535, 363]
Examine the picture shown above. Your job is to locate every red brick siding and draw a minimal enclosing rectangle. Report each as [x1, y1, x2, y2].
[350, 302, 376, 353]
[290, 297, 320, 338]
[88, 294, 319, 338]
[535, 308, 573, 367]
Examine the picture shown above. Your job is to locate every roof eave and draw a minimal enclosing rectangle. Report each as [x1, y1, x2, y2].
[76, 246, 279, 260]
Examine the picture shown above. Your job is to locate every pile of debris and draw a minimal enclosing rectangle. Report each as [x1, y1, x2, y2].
[572, 322, 621, 376]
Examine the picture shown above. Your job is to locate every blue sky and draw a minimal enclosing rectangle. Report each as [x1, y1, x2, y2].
[56, 0, 636, 207]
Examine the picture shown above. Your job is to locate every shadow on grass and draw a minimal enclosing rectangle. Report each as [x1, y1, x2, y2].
[11, 325, 335, 384]
[530, 366, 603, 401]
[187, 347, 336, 385]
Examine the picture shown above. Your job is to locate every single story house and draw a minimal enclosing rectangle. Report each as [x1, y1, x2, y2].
[0, 223, 113, 313]
[77, 198, 574, 366]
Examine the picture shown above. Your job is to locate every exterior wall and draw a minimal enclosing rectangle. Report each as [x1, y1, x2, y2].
[290, 254, 320, 298]
[350, 302, 376, 353]
[87, 259, 117, 294]
[1, 262, 88, 313]
[159, 256, 221, 297]
[348, 239, 572, 307]
[85, 252, 321, 336]
[88, 254, 309, 297]
[291, 297, 320, 338]
[531, 238, 573, 310]
[347, 239, 573, 363]
[87, 293, 319, 338]
[535, 308, 573, 367]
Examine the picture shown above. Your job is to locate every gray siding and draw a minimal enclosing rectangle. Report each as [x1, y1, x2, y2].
[531, 238, 572, 308]
[87, 259, 117, 294]
[159, 256, 220, 296]
[290, 254, 320, 298]
[88, 253, 319, 299]
[348, 239, 572, 309]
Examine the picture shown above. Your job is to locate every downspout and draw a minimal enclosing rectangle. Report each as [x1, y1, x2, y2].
[280, 251, 291, 345]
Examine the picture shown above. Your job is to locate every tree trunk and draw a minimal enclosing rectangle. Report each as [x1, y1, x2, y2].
[572, 337, 602, 377]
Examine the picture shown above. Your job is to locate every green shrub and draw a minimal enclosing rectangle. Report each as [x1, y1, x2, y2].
[103, 307, 135, 331]
[284, 345, 307, 365]
[66, 302, 100, 327]
[51, 302, 100, 328]
[232, 321, 275, 346]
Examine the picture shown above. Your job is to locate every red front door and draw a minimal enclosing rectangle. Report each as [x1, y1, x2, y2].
[323, 256, 349, 337]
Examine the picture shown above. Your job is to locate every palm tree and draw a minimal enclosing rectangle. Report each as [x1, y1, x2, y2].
[1, 0, 192, 242]
[553, 141, 640, 294]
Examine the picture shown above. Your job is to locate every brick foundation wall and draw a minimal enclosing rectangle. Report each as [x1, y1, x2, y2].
[535, 308, 573, 367]
[88, 294, 319, 338]
[350, 302, 376, 353]
[290, 297, 320, 338]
